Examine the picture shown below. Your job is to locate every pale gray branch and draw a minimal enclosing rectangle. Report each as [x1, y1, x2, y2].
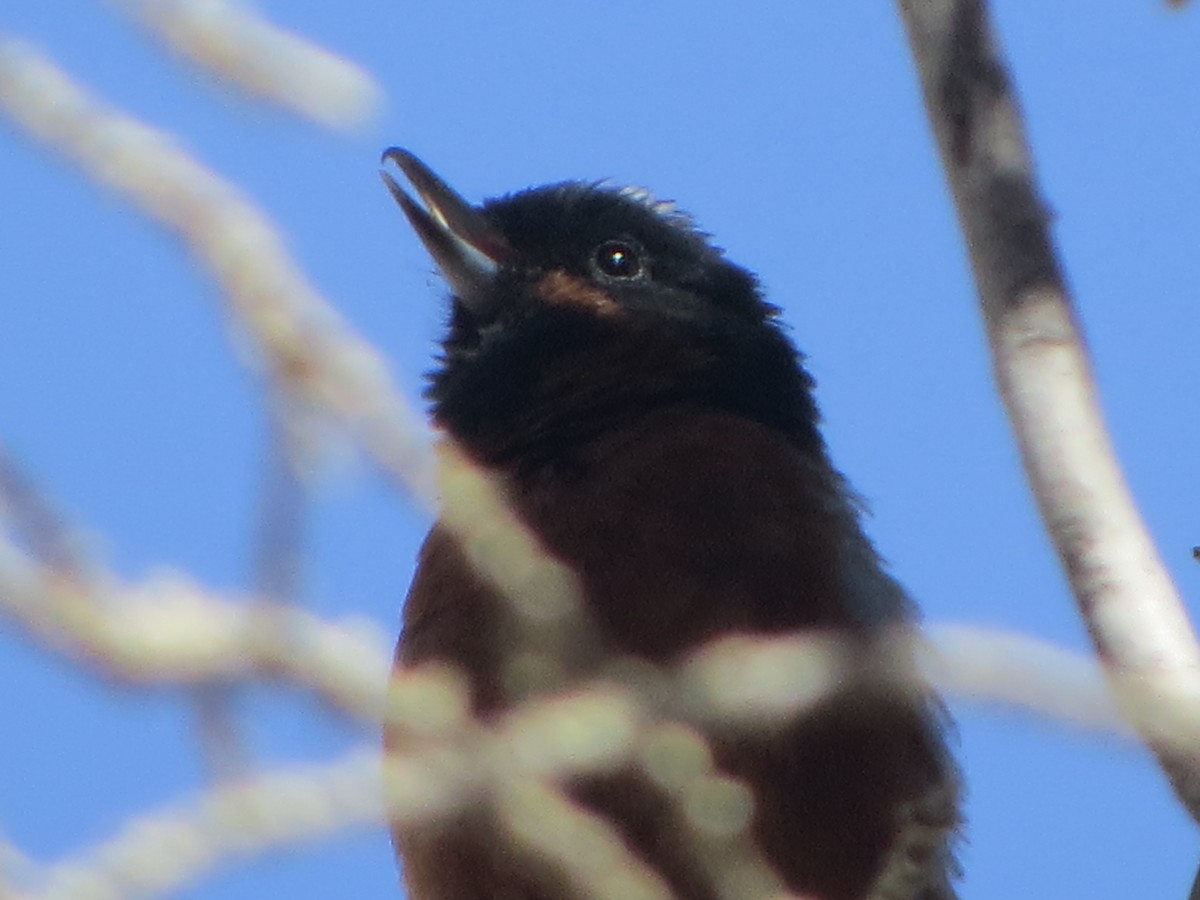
[111, 0, 380, 129]
[896, 0, 1200, 819]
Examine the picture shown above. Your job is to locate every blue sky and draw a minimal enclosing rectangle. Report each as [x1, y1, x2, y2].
[3, 2, 1200, 898]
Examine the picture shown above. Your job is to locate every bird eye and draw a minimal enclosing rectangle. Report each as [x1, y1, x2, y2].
[592, 239, 644, 280]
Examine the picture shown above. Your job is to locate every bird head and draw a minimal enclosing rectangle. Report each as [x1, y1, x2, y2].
[382, 148, 823, 465]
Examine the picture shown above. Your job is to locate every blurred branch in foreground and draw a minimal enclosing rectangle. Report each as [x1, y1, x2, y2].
[0, 36, 432, 498]
[3, 436, 1188, 897]
[0, 470, 1151, 737]
[112, 0, 380, 129]
[0, 37, 598, 704]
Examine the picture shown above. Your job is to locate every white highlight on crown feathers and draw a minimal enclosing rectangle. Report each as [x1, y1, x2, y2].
[612, 183, 698, 230]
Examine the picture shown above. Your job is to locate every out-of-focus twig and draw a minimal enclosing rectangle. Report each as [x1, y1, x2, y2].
[29, 687, 659, 900]
[193, 685, 250, 784]
[917, 625, 1129, 734]
[32, 749, 390, 900]
[0, 443, 1170, 751]
[684, 626, 1131, 739]
[7, 462, 1198, 897]
[632, 722, 790, 900]
[112, 0, 380, 129]
[192, 397, 315, 783]
[0, 449, 88, 579]
[31, 680, 816, 900]
[0, 531, 394, 719]
[8, 462, 1181, 899]
[252, 398, 312, 611]
[26, 618, 1137, 900]
[0, 827, 38, 899]
[492, 776, 679, 900]
[0, 38, 594, 701]
[896, 0, 1200, 820]
[0, 488, 1177, 746]
[0, 38, 434, 501]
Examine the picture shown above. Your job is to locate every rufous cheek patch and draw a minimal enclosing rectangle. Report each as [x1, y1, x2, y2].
[533, 271, 622, 317]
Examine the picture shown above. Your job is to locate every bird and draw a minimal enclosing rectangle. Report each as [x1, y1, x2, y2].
[381, 147, 961, 900]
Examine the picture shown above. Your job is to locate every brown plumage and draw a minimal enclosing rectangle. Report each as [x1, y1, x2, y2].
[382, 148, 960, 900]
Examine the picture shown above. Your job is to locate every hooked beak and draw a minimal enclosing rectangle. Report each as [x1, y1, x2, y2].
[380, 148, 512, 313]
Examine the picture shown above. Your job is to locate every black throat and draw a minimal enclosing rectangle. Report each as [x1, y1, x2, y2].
[428, 302, 826, 473]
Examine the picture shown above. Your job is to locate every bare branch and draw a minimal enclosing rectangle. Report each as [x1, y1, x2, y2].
[0, 16, 888, 900]
[7, 455, 1198, 897]
[0, 441, 1176, 757]
[492, 777, 680, 900]
[629, 723, 793, 900]
[22, 619, 1157, 900]
[0, 538, 393, 718]
[0, 39, 597, 704]
[0, 38, 433, 497]
[33, 750, 387, 900]
[30, 690, 657, 900]
[0, 472, 1176, 747]
[111, 0, 380, 129]
[0, 449, 90, 578]
[895, 0, 1200, 819]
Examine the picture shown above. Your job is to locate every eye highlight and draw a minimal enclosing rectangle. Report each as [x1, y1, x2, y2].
[592, 239, 645, 280]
